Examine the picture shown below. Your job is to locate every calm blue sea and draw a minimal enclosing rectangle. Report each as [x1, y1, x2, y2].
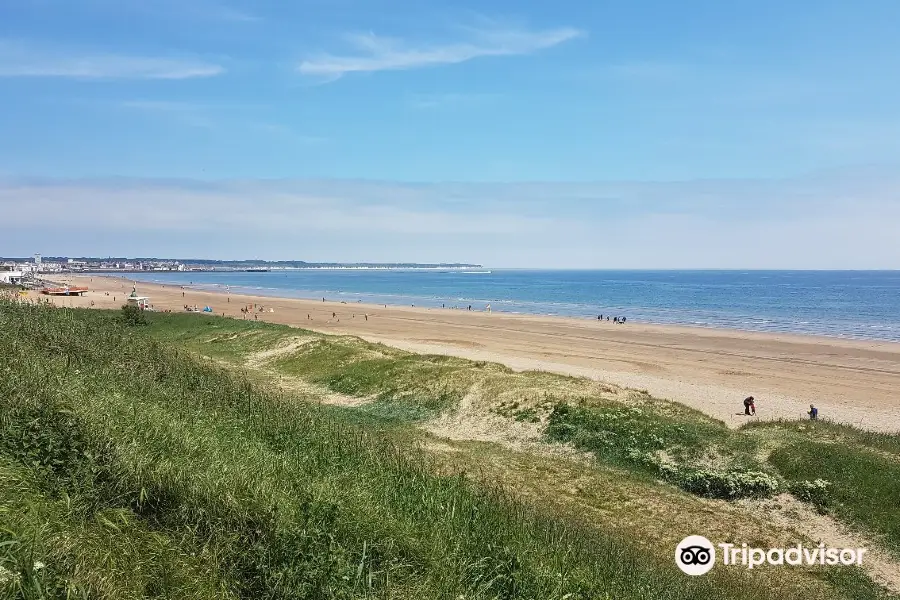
[119, 270, 900, 342]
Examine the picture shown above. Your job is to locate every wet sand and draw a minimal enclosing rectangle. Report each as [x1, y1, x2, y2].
[33, 274, 900, 432]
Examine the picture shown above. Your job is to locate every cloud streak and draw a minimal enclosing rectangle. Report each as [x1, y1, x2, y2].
[2, 168, 899, 267]
[298, 24, 583, 80]
[0, 41, 225, 79]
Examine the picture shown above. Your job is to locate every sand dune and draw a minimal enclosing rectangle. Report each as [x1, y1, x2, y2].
[37, 274, 900, 432]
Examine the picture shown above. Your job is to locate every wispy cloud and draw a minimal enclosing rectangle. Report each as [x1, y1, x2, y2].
[298, 23, 583, 80]
[0, 40, 225, 79]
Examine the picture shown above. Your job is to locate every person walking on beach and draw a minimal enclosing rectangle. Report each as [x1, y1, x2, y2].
[808, 404, 818, 420]
[743, 396, 756, 416]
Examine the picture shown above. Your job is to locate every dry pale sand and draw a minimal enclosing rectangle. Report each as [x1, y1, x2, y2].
[36, 274, 900, 433]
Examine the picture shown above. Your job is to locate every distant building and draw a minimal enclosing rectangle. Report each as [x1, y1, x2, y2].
[0, 270, 24, 284]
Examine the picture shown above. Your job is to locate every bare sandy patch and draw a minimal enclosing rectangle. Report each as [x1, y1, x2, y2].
[739, 494, 900, 594]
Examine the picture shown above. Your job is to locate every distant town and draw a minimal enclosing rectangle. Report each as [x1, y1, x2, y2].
[0, 255, 483, 286]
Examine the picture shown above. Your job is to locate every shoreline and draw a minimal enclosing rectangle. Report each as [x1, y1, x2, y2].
[125, 275, 900, 349]
[112, 271, 900, 345]
[34, 273, 900, 433]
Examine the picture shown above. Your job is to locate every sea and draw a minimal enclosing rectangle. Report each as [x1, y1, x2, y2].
[119, 270, 900, 343]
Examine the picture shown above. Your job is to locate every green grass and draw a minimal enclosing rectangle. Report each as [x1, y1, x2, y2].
[140, 312, 307, 362]
[544, 402, 778, 500]
[137, 312, 900, 561]
[140, 315, 618, 424]
[769, 439, 900, 553]
[744, 419, 900, 457]
[6, 304, 894, 597]
[0, 456, 234, 598]
[272, 338, 488, 420]
[3, 299, 843, 600]
[545, 403, 900, 547]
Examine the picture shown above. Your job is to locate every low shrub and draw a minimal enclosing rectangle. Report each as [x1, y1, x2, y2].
[790, 479, 831, 507]
[120, 303, 148, 326]
[547, 404, 781, 500]
[675, 468, 780, 500]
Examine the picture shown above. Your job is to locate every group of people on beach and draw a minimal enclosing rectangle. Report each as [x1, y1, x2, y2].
[324, 311, 369, 323]
[438, 303, 491, 312]
[239, 304, 272, 320]
[598, 314, 626, 323]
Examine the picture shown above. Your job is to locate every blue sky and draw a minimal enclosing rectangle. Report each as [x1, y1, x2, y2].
[2, 0, 900, 267]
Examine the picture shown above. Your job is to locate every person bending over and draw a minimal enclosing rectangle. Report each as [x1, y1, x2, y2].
[743, 396, 756, 416]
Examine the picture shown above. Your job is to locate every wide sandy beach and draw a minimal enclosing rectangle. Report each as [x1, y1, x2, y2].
[33, 274, 900, 432]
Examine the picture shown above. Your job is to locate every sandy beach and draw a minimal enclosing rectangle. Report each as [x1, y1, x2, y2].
[33, 274, 900, 433]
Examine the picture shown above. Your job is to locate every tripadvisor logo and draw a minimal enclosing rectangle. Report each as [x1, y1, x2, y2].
[675, 536, 716, 576]
[675, 536, 867, 575]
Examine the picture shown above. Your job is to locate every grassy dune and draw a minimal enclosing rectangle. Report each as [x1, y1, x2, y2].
[768, 434, 900, 553]
[1, 301, 897, 599]
[144, 314, 900, 559]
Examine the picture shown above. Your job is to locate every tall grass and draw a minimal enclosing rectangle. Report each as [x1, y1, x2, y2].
[769, 439, 900, 553]
[0, 298, 825, 599]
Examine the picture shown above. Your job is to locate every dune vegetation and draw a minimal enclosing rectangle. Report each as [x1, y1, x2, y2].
[1, 299, 897, 599]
